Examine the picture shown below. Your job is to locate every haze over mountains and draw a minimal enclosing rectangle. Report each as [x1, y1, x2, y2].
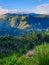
[0, 13, 49, 36]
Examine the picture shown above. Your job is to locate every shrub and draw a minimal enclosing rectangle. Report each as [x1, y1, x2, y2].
[32, 43, 49, 65]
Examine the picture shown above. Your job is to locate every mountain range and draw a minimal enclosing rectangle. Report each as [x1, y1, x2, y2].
[0, 13, 49, 36]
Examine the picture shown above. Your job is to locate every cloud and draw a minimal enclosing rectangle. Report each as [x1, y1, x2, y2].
[0, 6, 31, 15]
[35, 4, 49, 14]
[0, 6, 8, 15]
[0, 6, 19, 15]
[37, 4, 49, 9]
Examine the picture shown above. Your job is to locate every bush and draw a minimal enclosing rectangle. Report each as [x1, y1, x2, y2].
[32, 43, 49, 65]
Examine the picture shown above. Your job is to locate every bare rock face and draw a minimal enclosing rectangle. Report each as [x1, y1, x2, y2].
[26, 50, 34, 57]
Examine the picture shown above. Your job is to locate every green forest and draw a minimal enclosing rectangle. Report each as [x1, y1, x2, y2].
[0, 29, 49, 65]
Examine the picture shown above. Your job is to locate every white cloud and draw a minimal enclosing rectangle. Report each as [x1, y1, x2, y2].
[0, 6, 19, 15]
[0, 6, 8, 15]
[0, 6, 31, 15]
[35, 4, 49, 14]
[37, 4, 49, 9]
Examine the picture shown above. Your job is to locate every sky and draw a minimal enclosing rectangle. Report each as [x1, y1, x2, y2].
[0, 0, 49, 15]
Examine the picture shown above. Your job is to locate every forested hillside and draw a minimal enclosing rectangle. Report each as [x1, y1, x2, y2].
[0, 29, 49, 65]
[0, 13, 49, 35]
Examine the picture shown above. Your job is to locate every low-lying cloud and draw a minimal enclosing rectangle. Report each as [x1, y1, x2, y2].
[35, 4, 49, 14]
[0, 6, 19, 15]
[0, 4, 49, 15]
[0, 6, 31, 15]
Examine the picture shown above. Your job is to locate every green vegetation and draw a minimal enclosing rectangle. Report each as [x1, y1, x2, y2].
[32, 44, 49, 65]
[0, 30, 49, 65]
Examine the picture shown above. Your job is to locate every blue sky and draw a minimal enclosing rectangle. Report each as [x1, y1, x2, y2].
[0, 0, 49, 14]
